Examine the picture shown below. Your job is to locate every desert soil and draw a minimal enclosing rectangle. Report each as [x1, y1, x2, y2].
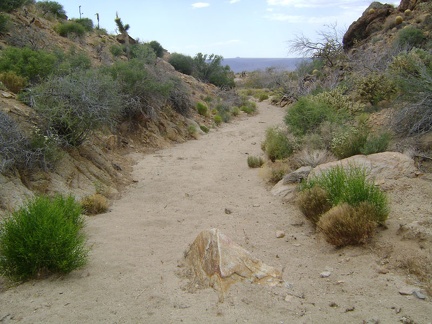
[1, 101, 431, 324]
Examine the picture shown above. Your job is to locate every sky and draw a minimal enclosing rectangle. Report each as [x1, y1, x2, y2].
[57, 0, 400, 58]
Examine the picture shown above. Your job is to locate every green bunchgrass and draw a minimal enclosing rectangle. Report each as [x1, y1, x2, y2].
[301, 165, 389, 224]
[0, 195, 88, 281]
[247, 156, 264, 168]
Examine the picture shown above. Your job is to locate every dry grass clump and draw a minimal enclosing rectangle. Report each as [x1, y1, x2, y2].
[297, 186, 332, 225]
[317, 202, 377, 247]
[293, 149, 336, 168]
[81, 193, 109, 215]
[259, 160, 290, 184]
[398, 255, 432, 296]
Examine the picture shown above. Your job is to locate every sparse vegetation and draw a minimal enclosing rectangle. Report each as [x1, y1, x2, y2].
[262, 127, 294, 162]
[247, 156, 264, 168]
[0, 195, 88, 281]
[196, 102, 208, 116]
[81, 193, 109, 215]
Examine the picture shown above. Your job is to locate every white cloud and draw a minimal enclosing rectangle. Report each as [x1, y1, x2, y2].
[229, 0, 241, 3]
[192, 2, 210, 8]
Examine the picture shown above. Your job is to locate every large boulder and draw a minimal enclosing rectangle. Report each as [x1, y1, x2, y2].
[343, 2, 394, 50]
[183, 228, 282, 302]
[309, 152, 419, 181]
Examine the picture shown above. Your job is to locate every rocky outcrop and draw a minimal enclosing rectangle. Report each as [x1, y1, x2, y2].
[182, 228, 282, 302]
[343, 2, 394, 50]
[398, 0, 423, 11]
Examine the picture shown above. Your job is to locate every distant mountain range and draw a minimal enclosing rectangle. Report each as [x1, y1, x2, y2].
[222, 57, 307, 73]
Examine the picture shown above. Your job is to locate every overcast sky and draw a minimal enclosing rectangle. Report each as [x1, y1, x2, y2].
[58, 0, 399, 58]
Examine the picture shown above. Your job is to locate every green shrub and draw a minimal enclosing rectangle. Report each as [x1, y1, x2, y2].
[285, 97, 339, 136]
[331, 125, 368, 159]
[110, 44, 124, 57]
[193, 53, 235, 88]
[36, 1, 67, 19]
[196, 102, 208, 116]
[53, 47, 92, 75]
[168, 53, 194, 75]
[262, 127, 294, 162]
[356, 73, 396, 106]
[29, 126, 63, 169]
[30, 69, 122, 146]
[395, 26, 426, 49]
[54, 21, 86, 38]
[0, 0, 27, 12]
[0, 13, 9, 34]
[0, 71, 27, 93]
[72, 18, 94, 32]
[247, 156, 264, 168]
[105, 59, 172, 121]
[200, 125, 209, 133]
[147, 40, 165, 58]
[240, 101, 257, 115]
[0, 47, 57, 83]
[214, 114, 223, 126]
[129, 43, 157, 63]
[231, 106, 240, 116]
[317, 203, 377, 247]
[168, 77, 191, 117]
[215, 103, 231, 123]
[313, 87, 364, 113]
[360, 132, 391, 155]
[0, 195, 88, 281]
[257, 93, 269, 102]
[302, 165, 389, 224]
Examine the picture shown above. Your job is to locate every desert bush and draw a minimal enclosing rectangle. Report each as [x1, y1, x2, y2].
[231, 106, 240, 116]
[390, 49, 432, 135]
[0, 195, 88, 281]
[302, 165, 389, 224]
[168, 53, 194, 75]
[0, 112, 31, 173]
[71, 18, 94, 32]
[200, 125, 209, 133]
[147, 40, 165, 58]
[395, 26, 426, 49]
[129, 43, 157, 63]
[257, 92, 269, 102]
[355, 73, 396, 106]
[193, 53, 235, 88]
[262, 127, 294, 162]
[247, 156, 264, 168]
[81, 193, 108, 215]
[360, 132, 391, 155]
[313, 87, 364, 113]
[0, 47, 57, 83]
[293, 148, 336, 168]
[0, 0, 27, 12]
[213, 114, 223, 126]
[297, 186, 332, 225]
[54, 47, 92, 74]
[196, 102, 208, 116]
[0, 14, 9, 34]
[214, 103, 231, 123]
[331, 125, 368, 159]
[105, 59, 172, 121]
[240, 101, 257, 115]
[285, 96, 339, 136]
[30, 69, 122, 146]
[36, 1, 67, 19]
[110, 44, 124, 57]
[54, 21, 86, 38]
[168, 77, 191, 116]
[317, 203, 377, 247]
[0, 71, 27, 93]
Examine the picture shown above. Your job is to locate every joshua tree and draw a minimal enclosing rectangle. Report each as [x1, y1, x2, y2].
[114, 12, 130, 59]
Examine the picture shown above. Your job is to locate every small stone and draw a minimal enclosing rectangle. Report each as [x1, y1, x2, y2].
[276, 230, 285, 238]
[399, 287, 415, 295]
[329, 302, 338, 307]
[413, 290, 426, 300]
[224, 208, 232, 214]
[377, 267, 389, 274]
[320, 271, 331, 278]
[284, 295, 293, 302]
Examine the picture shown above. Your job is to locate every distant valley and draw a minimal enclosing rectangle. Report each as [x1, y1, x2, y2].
[222, 57, 306, 73]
